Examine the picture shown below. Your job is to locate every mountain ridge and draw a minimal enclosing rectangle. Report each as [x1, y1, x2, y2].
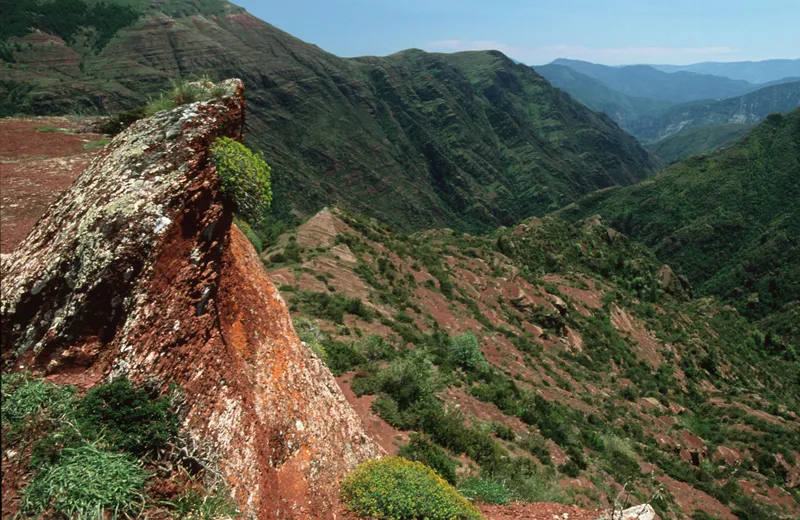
[1, 0, 659, 232]
[550, 58, 759, 102]
[651, 59, 800, 84]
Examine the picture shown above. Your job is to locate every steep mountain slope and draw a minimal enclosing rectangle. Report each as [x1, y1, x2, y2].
[533, 63, 672, 131]
[551, 59, 760, 103]
[629, 81, 800, 144]
[0, 80, 381, 519]
[645, 123, 754, 164]
[262, 207, 800, 520]
[558, 110, 800, 345]
[652, 59, 800, 84]
[1, 0, 658, 231]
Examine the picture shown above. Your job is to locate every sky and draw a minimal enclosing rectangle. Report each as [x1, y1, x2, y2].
[237, 0, 800, 65]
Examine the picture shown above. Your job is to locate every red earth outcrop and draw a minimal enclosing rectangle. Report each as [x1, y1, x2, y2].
[0, 80, 381, 518]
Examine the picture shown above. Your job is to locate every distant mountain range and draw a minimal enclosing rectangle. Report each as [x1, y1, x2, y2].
[532, 63, 671, 130]
[549, 58, 760, 103]
[535, 59, 800, 161]
[651, 59, 800, 84]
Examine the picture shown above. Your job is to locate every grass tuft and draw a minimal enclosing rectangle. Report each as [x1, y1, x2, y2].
[20, 442, 148, 520]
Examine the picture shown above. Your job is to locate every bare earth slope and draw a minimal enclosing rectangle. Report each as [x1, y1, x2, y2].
[0, 117, 106, 253]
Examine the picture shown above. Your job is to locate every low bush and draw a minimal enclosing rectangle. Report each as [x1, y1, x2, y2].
[372, 352, 439, 410]
[340, 457, 483, 520]
[77, 377, 178, 457]
[355, 334, 395, 361]
[290, 291, 374, 325]
[492, 422, 516, 442]
[323, 341, 366, 375]
[450, 333, 486, 370]
[398, 433, 458, 485]
[293, 317, 327, 361]
[235, 218, 263, 253]
[517, 430, 552, 464]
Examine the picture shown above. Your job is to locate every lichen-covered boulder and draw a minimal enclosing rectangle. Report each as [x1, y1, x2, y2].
[1, 79, 382, 518]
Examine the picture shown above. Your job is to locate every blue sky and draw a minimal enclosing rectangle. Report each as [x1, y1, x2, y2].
[237, 0, 800, 65]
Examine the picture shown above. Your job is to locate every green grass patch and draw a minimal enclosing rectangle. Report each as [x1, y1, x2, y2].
[20, 443, 148, 520]
[34, 125, 74, 133]
[83, 137, 110, 151]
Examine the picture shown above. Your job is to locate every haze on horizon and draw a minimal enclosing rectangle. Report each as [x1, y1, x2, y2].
[238, 0, 800, 66]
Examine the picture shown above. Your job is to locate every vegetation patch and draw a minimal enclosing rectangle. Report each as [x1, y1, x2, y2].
[1, 373, 238, 520]
[340, 457, 484, 520]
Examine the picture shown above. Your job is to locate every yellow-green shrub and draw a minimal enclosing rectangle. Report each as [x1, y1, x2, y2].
[211, 137, 272, 223]
[340, 457, 484, 520]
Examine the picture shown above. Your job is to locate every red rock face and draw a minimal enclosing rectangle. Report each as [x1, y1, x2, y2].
[0, 80, 381, 518]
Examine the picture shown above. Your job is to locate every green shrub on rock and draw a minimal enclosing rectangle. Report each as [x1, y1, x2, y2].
[340, 457, 484, 520]
[211, 137, 272, 223]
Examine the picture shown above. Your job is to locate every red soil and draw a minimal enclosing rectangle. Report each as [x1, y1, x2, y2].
[0, 117, 105, 253]
[480, 502, 604, 520]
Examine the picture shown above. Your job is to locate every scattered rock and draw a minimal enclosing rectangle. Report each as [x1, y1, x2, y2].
[594, 504, 655, 520]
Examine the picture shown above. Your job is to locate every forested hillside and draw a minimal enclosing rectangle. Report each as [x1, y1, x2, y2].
[559, 110, 800, 346]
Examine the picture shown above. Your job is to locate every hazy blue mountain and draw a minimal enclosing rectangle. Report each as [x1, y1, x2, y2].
[629, 81, 800, 143]
[552, 58, 759, 102]
[652, 59, 800, 84]
[533, 63, 672, 131]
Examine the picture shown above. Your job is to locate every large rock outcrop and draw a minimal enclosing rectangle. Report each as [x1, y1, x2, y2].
[0, 79, 381, 518]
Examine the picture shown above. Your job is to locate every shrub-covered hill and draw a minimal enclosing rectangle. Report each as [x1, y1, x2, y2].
[260, 207, 800, 520]
[558, 109, 800, 346]
[645, 123, 755, 165]
[1, 0, 657, 231]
